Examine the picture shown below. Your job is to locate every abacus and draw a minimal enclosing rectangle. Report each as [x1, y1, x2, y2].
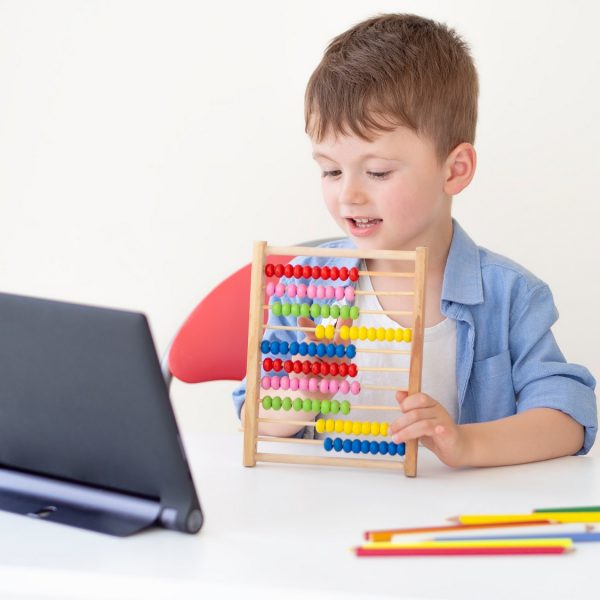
[243, 242, 427, 477]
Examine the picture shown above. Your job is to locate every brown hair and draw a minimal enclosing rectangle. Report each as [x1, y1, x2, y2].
[305, 13, 479, 164]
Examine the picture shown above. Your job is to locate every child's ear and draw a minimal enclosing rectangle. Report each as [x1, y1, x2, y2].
[443, 142, 477, 196]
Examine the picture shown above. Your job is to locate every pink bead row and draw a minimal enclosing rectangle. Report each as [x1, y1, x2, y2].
[260, 375, 361, 395]
[265, 282, 355, 303]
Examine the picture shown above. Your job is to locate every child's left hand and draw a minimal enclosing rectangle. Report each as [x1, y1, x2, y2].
[389, 391, 468, 468]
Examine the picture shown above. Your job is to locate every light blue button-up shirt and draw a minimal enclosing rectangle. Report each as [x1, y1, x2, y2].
[233, 220, 597, 454]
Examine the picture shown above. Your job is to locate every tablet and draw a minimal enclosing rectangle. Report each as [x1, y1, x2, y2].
[0, 291, 203, 536]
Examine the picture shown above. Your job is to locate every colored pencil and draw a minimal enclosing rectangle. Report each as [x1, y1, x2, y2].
[438, 532, 600, 543]
[364, 519, 553, 542]
[454, 512, 600, 525]
[361, 538, 573, 550]
[435, 523, 590, 541]
[355, 546, 570, 557]
[534, 505, 600, 513]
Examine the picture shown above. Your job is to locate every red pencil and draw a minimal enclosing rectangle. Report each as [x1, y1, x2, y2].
[355, 546, 570, 557]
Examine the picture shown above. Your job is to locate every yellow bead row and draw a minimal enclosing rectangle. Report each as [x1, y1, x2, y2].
[315, 418, 389, 437]
[339, 325, 412, 343]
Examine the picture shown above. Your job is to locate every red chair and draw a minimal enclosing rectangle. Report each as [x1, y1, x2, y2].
[162, 239, 339, 388]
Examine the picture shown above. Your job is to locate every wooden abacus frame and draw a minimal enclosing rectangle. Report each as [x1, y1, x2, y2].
[243, 242, 428, 477]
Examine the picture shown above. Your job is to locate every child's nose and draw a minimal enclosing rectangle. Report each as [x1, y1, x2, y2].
[338, 176, 367, 206]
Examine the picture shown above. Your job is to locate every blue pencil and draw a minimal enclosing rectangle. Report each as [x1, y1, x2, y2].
[437, 532, 600, 543]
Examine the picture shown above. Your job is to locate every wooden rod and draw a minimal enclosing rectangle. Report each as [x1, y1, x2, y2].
[267, 245, 417, 262]
[256, 452, 404, 471]
[360, 366, 409, 373]
[359, 348, 411, 355]
[355, 290, 414, 297]
[262, 305, 412, 317]
[363, 384, 407, 392]
[257, 435, 321, 445]
[264, 324, 413, 334]
[358, 270, 415, 278]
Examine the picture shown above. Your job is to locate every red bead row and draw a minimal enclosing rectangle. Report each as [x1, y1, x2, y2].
[264, 263, 359, 282]
[262, 357, 358, 377]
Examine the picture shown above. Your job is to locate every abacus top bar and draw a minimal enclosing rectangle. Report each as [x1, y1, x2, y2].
[267, 245, 420, 262]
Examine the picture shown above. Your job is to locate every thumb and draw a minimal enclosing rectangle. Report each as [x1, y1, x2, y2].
[333, 318, 354, 346]
[297, 316, 317, 342]
[395, 390, 409, 407]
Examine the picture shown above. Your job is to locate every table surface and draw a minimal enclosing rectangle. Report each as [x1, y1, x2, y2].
[1, 432, 598, 600]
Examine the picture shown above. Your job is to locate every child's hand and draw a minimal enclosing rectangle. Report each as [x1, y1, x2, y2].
[389, 391, 468, 468]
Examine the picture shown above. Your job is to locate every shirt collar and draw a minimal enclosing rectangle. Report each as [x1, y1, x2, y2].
[441, 219, 484, 305]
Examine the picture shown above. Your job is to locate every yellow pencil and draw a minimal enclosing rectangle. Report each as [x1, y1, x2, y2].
[362, 538, 573, 550]
[455, 512, 600, 525]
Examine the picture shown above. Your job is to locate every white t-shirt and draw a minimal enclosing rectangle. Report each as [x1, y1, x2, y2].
[316, 263, 457, 438]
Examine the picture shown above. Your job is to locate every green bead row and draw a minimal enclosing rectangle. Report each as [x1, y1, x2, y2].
[271, 302, 359, 320]
[261, 396, 351, 415]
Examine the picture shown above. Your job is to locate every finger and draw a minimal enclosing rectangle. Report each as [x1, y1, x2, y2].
[395, 390, 409, 405]
[390, 419, 446, 443]
[397, 392, 438, 412]
[297, 317, 317, 342]
[333, 318, 353, 346]
[389, 407, 443, 435]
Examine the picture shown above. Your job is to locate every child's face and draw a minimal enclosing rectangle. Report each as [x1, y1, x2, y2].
[311, 126, 452, 251]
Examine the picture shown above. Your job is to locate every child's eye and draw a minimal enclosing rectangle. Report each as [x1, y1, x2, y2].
[321, 170, 342, 178]
[368, 171, 392, 179]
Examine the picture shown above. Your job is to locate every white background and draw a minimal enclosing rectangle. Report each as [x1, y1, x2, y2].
[1, 0, 598, 436]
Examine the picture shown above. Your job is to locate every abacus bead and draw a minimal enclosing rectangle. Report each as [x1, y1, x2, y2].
[367, 327, 377, 341]
[331, 400, 340, 414]
[395, 328, 404, 342]
[349, 326, 359, 340]
[348, 364, 357, 377]
[316, 285, 326, 300]
[352, 440, 361, 454]
[309, 378, 319, 392]
[324, 438, 333, 452]
[279, 341, 289, 354]
[311, 362, 320, 375]
[293, 361, 302, 374]
[272, 358, 283, 371]
[282, 397, 292, 411]
[349, 267, 359, 282]
[370, 441, 379, 455]
[345, 287, 355, 302]
[339, 305, 349, 320]
[330, 266, 339, 280]
[299, 378, 308, 391]
[326, 343, 336, 357]
[325, 286, 335, 300]
[303, 399, 312, 412]
[361, 440, 370, 454]
[272, 302, 282, 317]
[315, 418, 325, 433]
[351, 381, 361, 395]
[336, 344, 345, 358]
[302, 265, 311, 279]
[398, 443, 406, 456]
[266, 282, 275, 297]
[274, 264, 284, 277]
[341, 400, 351, 415]
[325, 324, 335, 339]
[261, 340, 271, 354]
[388, 442, 398, 456]
[300, 303, 310, 317]
[333, 438, 343, 452]
[349, 306, 360, 320]
[335, 420, 344, 433]
[380, 423, 389, 436]
[282, 303, 291, 317]
[335, 286, 345, 301]
[272, 396, 282, 410]
[297, 284, 307, 299]
[317, 343, 326, 357]
[371, 422, 380, 436]
[329, 362, 339, 376]
[290, 341, 299, 355]
[362, 422, 371, 435]
[338, 363, 348, 376]
[346, 345, 357, 359]
[344, 420, 353, 435]
[283, 360, 293, 373]
[321, 304, 330, 318]
[343, 439, 352, 453]
[265, 264, 274, 277]
[377, 327, 386, 341]
[339, 325, 350, 340]
[275, 283, 286, 297]
[329, 380, 339, 394]
[290, 378, 299, 391]
[330, 305, 340, 318]
[319, 379, 329, 394]
[321, 400, 331, 414]
[287, 284, 297, 298]
[263, 357, 273, 371]
[299, 342, 308, 355]
[271, 341, 280, 354]
[404, 329, 412, 343]
[293, 398, 303, 411]
[352, 421, 361, 435]
[321, 266, 330, 280]
[307, 342, 316, 356]
[307, 284, 317, 299]
[359, 326, 368, 340]
[312, 266, 321, 279]
[324, 419, 334, 433]
[262, 396, 272, 409]
[339, 267, 349, 281]
[310, 303, 321, 319]
[311, 399, 321, 412]
[284, 264, 293, 278]
[379, 441, 389, 455]
[320, 362, 329, 376]
[281, 376, 290, 390]
[339, 381, 350, 394]
[386, 328, 395, 342]
[315, 325, 325, 339]
[270, 376, 280, 390]
[261, 376, 271, 389]
[293, 265, 303, 279]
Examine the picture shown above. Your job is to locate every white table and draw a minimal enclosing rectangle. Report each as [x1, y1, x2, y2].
[0, 432, 598, 600]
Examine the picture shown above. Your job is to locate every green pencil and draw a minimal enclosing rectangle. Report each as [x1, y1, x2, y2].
[534, 505, 600, 513]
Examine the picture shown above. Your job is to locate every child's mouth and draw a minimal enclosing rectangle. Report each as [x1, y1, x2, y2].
[347, 217, 383, 236]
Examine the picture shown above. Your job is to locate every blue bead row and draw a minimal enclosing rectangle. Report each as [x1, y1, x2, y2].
[323, 437, 405, 457]
[261, 340, 357, 359]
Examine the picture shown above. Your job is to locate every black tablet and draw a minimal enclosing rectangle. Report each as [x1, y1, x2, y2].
[0, 291, 203, 536]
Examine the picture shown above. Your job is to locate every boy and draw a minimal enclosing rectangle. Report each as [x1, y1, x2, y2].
[233, 13, 597, 467]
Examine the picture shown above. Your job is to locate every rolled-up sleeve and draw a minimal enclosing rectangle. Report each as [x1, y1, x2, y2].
[510, 283, 597, 454]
